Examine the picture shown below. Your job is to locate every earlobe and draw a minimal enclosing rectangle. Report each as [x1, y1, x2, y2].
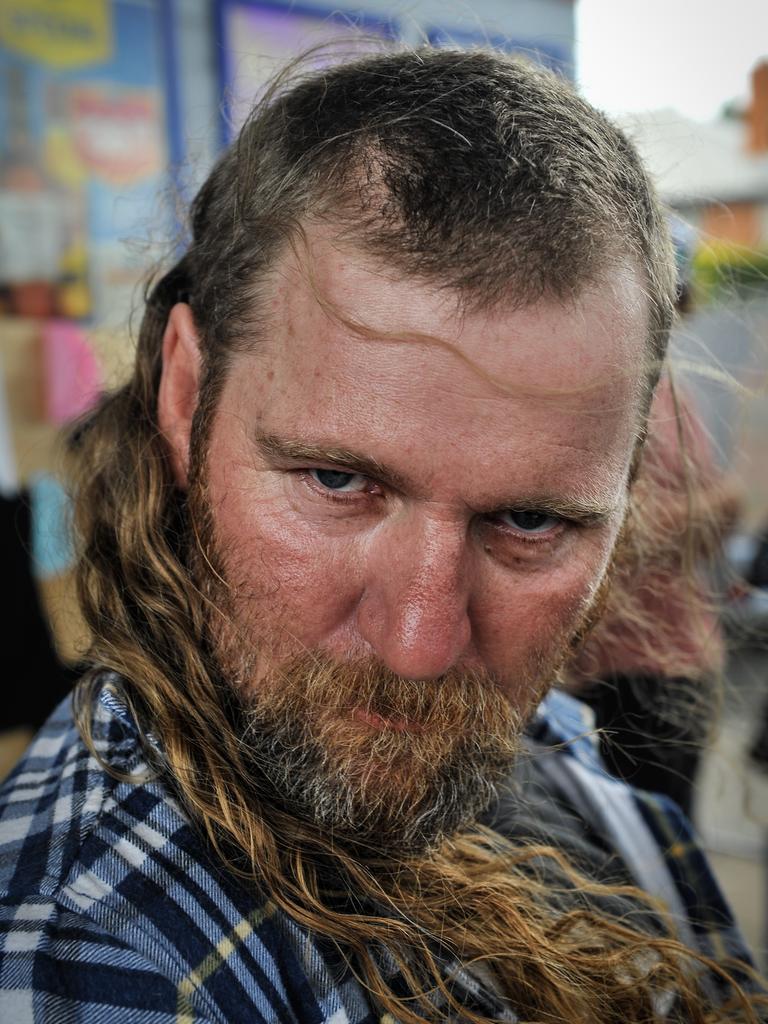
[157, 303, 202, 489]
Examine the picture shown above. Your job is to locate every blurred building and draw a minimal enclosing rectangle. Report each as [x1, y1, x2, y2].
[620, 61, 768, 249]
[618, 62, 768, 530]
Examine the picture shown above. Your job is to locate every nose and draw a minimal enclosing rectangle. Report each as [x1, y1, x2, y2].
[355, 512, 473, 680]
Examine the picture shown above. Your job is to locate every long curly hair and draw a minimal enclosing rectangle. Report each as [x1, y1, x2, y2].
[70, 48, 766, 1022]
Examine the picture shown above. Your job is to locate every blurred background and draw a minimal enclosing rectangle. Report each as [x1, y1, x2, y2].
[1, 0, 766, 968]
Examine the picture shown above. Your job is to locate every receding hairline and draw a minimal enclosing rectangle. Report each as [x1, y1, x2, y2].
[183, 45, 674, 411]
[217, 216, 660, 409]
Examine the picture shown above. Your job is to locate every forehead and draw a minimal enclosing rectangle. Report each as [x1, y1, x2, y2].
[265, 230, 647, 378]
[225, 232, 650, 497]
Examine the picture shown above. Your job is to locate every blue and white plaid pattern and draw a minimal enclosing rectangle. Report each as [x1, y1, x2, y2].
[0, 679, 756, 1022]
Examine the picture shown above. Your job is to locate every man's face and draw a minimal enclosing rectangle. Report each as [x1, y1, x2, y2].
[161, 231, 649, 850]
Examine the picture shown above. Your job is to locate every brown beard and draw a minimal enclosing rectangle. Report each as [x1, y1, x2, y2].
[231, 652, 525, 855]
[186, 472, 598, 857]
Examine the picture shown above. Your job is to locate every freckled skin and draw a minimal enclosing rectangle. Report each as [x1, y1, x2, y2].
[159, 230, 650, 713]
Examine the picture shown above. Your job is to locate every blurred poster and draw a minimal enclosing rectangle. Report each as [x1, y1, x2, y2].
[0, 354, 18, 498]
[0, 0, 170, 326]
[0, 1, 112, 69]
[217, 1, 395, 139]
[41, 319, 103, 426]
[70, 86, 163, 184]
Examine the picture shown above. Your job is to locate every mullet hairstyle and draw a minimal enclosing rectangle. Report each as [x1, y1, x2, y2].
[72, 48, 764, 1022]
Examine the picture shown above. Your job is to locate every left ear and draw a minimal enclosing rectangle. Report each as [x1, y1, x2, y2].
[157, 303, 202, 490]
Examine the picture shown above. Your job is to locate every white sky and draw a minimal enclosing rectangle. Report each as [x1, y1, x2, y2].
[575, 0, 768, 122]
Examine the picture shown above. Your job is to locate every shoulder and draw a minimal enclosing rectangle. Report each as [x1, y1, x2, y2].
[0, 896, 196, 1023]
[0, 688, 113, 897]
[528, 689, 756, 968]
[0, 680, 202, 1019]
[0, 678, 189, 957]
[0, 677, 370, 1023]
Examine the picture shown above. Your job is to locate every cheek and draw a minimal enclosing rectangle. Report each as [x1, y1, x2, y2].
[207, 464, 365, 645]
[477, 535, 618, 667]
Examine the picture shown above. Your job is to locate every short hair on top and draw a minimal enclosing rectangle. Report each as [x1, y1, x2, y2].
[148, 47, 675, 384]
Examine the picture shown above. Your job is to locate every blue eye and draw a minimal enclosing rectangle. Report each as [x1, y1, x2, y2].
[310, 469, 368, 492]
[498, 509, 561, 534]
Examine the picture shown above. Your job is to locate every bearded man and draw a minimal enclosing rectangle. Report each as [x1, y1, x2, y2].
[0, 49, 764, 1023]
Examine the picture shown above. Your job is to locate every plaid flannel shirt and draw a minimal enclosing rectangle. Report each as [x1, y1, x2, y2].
[0, 676, 756, 1023]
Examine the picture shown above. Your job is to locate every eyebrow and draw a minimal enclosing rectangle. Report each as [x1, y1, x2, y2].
[255, 432, 413, 493]
[489, 495, 618, 526]
[255, 432, 619, 524]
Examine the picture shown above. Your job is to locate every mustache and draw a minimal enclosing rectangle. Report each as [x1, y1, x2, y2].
[237, 651, 524, 735]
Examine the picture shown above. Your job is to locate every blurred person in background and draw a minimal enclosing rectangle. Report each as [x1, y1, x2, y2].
[747, 522, 768, 769]
[567, 372, 741, 815]
[567, 221, 742, 817]
[0, 49, 765, 1023]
